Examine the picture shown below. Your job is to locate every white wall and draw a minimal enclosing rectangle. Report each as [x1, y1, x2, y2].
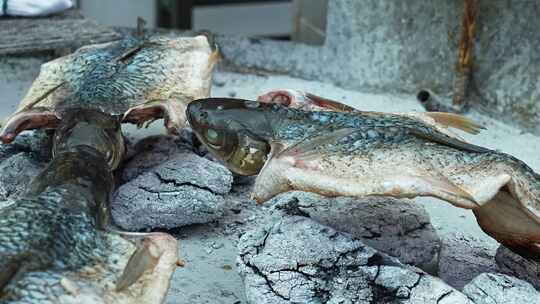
[192, 2, 292, 37]
[78, 0, 156, 28]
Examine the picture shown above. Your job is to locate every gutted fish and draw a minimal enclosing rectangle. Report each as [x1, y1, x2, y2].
[187, 97, 540, 259]
[1, 34, 218, 143]
[0, 109, 178, 303]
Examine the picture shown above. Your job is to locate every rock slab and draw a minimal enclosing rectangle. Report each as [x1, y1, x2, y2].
[495, 245, 540, 291]
[112, 152, 233, 230]
[121, 134, 196, 182]
[438, 233, 498, 290]
[0, 131, 50, 201]
[268, 191, 440, 266]
[238, 216, 470, 304]
[0, 153, 44, 201]
[463, 273, 540, 304]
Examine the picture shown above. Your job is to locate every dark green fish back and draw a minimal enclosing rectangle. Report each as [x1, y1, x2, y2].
[267, 104, 489, 153]
[0, 188, 105, 272]
[56, 36, 194, 115]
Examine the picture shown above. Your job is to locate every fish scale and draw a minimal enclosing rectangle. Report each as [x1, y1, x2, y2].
[1, 34, 216, 144]
[1, 109, 178, 303]
[188, 97, 540, 259]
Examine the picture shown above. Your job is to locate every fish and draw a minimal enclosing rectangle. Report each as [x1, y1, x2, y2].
[0, 109, 178, 303]
[257, 89, 485, 139]
[187, 97, 540, 259]
[0, 33, 218, 144]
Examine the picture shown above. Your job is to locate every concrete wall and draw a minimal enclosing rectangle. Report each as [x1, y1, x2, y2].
[79, 0, 157, 28]
[217, 0, 540, 134]
[193, 2, 293, 37]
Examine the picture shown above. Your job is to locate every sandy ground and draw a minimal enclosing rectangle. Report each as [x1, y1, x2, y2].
[2, 63, 540, 303]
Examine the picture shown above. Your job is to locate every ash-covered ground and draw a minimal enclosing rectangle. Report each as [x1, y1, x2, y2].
[131, 72, 540, 303]
[2, 64, 540, 303]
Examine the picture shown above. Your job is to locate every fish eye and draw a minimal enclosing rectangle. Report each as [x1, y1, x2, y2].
[205, 128, 222, 146]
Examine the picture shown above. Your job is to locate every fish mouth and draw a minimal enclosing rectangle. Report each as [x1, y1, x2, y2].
[186, 98, 226, 128]
[185, 100, 200, 127]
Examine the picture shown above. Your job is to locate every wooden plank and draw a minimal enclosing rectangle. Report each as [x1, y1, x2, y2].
[0, 9, 121, 55]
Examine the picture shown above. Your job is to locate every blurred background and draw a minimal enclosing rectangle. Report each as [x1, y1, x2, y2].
[77, 0, 328, 45]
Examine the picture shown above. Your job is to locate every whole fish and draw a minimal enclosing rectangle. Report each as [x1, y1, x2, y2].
[187, 97, 540, 259]
[0, 34, 218, 144]
[0, 109, 178, 303]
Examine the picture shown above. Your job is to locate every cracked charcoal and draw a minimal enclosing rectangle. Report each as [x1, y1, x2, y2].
[237, 216, 470, 304]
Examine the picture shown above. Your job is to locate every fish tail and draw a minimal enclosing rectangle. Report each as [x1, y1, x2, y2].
[491, 151, 540, 222]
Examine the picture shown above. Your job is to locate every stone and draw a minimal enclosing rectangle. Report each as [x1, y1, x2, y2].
[463, 273, 540, 304]
[112, 152, 233, 230]
[438, 233, 498, 290]
[495, 245, 540, 291]
[0, 152, 44, 201]
[238, 216, 470, 304]
[0, 130, 50, 201]
[121, 132, 198, 182]
[0, 130, 51, 163]
[268, 191, 440, 266]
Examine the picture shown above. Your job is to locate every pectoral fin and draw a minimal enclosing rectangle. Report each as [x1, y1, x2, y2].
[0, 108, 60, 143]
[122, 99, 187, 134]
[115, 239, 161, 291]
[409, 127, 490, 153]
[276, 128, 358, 160]
[413, 174, 478, 208]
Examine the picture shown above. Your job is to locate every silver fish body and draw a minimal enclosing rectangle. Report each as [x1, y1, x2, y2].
[188, 98, 540, 258]
[1, 34, 218, 143]
[0, 110, 177, 303]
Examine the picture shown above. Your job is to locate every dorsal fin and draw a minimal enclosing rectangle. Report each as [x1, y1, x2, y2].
[425, 112, 485, 134]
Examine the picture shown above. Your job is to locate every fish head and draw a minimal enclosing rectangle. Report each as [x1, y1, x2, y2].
[53, 108, 125, 170]
[187, 98, 272, 176]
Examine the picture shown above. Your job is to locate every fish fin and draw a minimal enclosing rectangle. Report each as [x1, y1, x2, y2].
[115, 240, 161, 291]
[414, 174, 478, 208]
[276, 128, 358, 160]
[258, 90, 357, 112]
[114, 45, 143, 63]
[409, 127, 490, 153]
[304, 93, 357, 112]
[425, 112, 485, 134]
[252, 141, 301, 203]
[123, 99, 187, 134]
[269, 142, 286, 158]
[0, 108, 60, 144]
[113, 41, 161, 63]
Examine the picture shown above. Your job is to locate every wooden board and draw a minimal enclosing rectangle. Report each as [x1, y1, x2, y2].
[0, 10, 121, 55]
